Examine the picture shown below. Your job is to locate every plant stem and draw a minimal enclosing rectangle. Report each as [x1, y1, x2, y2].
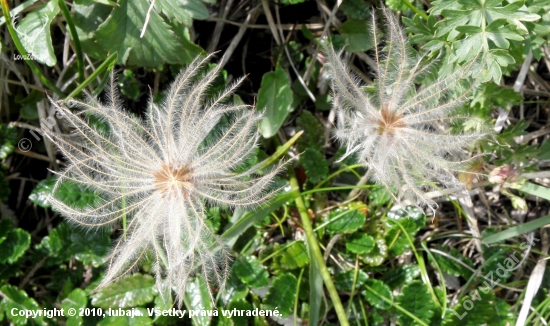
[287, 167, 349, 326]
[0, 0, 65, 97]
[401, 0, 428, 20]
[59, 0, 85, 84]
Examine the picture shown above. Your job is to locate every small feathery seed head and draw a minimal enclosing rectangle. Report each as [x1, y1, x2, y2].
[325, 8, 487, 210]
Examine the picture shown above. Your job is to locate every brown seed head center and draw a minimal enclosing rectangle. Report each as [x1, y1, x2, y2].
[377, 104, 406, 135]
[153, 163, 194, 195]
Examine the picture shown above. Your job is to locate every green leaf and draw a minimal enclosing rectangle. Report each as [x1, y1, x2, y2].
[444, 290, 496, 325]
[340, 0, 370, 20]
[0, 227, 31, 264]
[118, 69, 140, 101]
[279, 241, 310, 269]
[264, 273, 298, 317]
[220, 270, 249, 306]
[364, 279, 393, 310]
[98, 308, 153, 326]
[335, 269, 368, 292]
[340, 20, 374, 53]
[381, 264, 421, 289]
[233, 256, 269, 288]
[429, 244, 473, 279]
[53, 180, 101, 210]
[91, 274, 156, 309]
[28, 176, 57, 208]
[69, 226, 111, 267]
[326, 204, 366, 235]
[0, 219, 12, 244]
[361, 237, 388, 266]
[185, 277, 213, 326]
[516, 182, 550, 201]
[386, 210, 425, 256]
[346, 233, 375, 255]
[62, 289, 88, 326]
[257, 68, 294, 138]
[0, 285, 44, 326]
[95, 0, 191, 67]
[482, 214, 550, 244]
[295, 110, 324, 152]
[0, 124, 18, 160]
[155, 0, 208, 26]
[397, 281, 436, 325]
[300, 148, 328, 185]
[15, 0, 59, 66]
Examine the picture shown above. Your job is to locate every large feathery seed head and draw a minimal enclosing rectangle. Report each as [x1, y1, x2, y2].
[42, 54, 282, 305]
[326, 8, 487, 210]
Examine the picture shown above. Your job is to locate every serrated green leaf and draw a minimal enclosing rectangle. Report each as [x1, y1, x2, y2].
[0, 228, 31, 264]
[340, 0, 370, 20]
[91, 274, 156, 308]
[264, 273, 297, 317]
[326, 204, 366, 235]
[364, 279, 393, 310]
[361, 237, 388, 266]
[346, 233, 375, 255]
[95, 0, 190, 67]
[381, 264, 421, 289]
[28, 176, 57, 208]
[335, 269, 368, 292]
[220, 270, 249, 306]
[155, 0, 208, 26]
[53, 180, 102, 210]
[98, 307, 152, 326]
[62, 289, 88, 326]
[185, 277, 213, 326]
[301, 148, 328, 184]
[430, 245, 473, 279]
[444, 290, 495, 325]
[16, 0, 59, 66]
[397, 281, 435, 325]
[0, 124, 18, 160]
[386, 210, 425, 256]
[279, 241, 310, 269]
[233, 256, 269, 288]
[295, 110, 324, 152]
[257, 68, 294, 138]
[70, 227, 111, 267]
[0, 285, 44, 326]
[340, 20, 374, 53]
[226, 299, 252, 325]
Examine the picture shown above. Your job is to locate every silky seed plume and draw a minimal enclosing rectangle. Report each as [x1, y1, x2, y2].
[43, 54, 284, 305]
[326, 8, 486, 210]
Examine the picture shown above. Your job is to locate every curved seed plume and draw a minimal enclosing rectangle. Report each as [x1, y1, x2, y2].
[326, 9, 487, 210]
[43, 54, 284, 305]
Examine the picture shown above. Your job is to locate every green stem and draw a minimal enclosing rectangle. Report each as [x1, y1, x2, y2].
[288, 167, 350, 326]
[314, 163, 364, 189]
[64, 52, 118, 101]
[0, 0, 65, 97]
[401, 0, 428, 20]
[59, 0, 85, 84]
[302, 184, 377, 197]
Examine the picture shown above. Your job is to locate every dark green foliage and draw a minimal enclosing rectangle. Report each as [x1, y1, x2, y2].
[264, 273, 298, 317]
[1, 1, 547, 325]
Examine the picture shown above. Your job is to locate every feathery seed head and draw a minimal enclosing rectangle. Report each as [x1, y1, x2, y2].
[43, 54, 282, 305]
[326, 9, 487, 210]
